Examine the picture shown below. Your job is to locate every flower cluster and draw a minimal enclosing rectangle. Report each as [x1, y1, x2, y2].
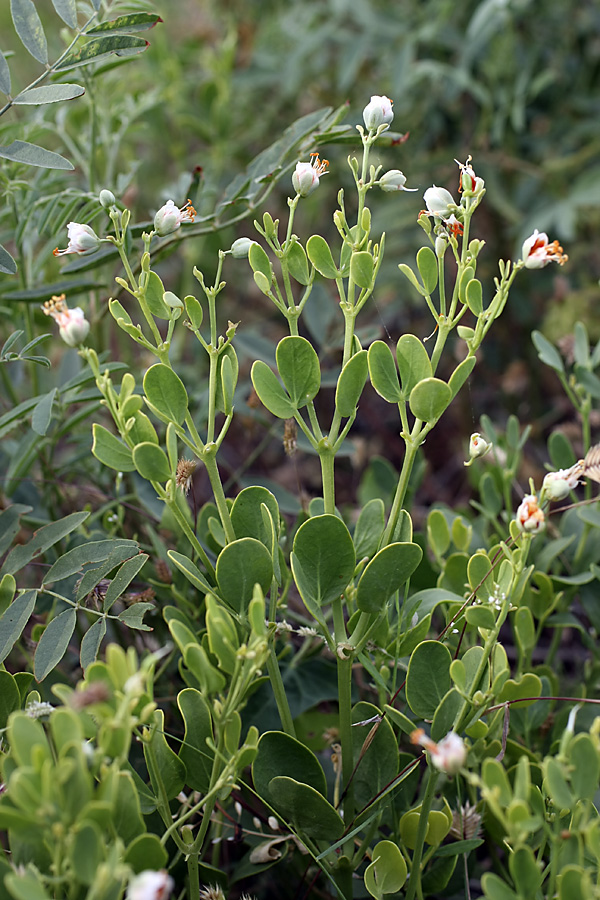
[42, 294, 90, 347]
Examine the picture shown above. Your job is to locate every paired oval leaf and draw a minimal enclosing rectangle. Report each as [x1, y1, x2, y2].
[409, 377, 452, 423]
[143, 364, 188, 425]
[306, 235, 339, 279]
[291, 515, 355, 609]
[92, 424, 135, 471]
[396, 334, 432, 397]
[405, 640, 452, 719]
[335, 349, 368, 417]
[368, 341, 402, 403]
[356, 542, 422, 613]
[215, 538, 273, 613]
[250, 360, 296, 419]
[276, 336, 320, 408]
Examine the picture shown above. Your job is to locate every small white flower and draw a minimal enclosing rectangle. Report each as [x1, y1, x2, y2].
[154, 199, 196, 236]
[42, 294, 90, 347]
[542, 463, 584, 502]
[515, 494, 545, 534]
[126, 870, 174, 900]
[53, 222, 100, 257]
[362, 95, 394, 130]
[455, 157, 485, 195]
[521, 230, 568, 269]
[292, 153, 329, 197]
[423, 186, 456, 220]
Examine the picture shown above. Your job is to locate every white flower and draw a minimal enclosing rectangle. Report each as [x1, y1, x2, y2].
[542, 463, 584, 502]
[515, 494, 545, 534]
[154, 199, 196, 236]
[292, 153, 329, 197]
[423, 186, 456, 220]
[53, 222, 100, 257]
[521, 230, 568, 269]
[126, 870, 174, 900]
[363, 95, 394, 130]
[42, 294, 90, 347]
[378, 169, 416, 193]
[411, 729, 467, 775]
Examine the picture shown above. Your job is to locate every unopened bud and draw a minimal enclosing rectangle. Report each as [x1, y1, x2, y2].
[99, 189, 116, 208]
[230, 237, 256, 259]
[362, 95, 394, 130]
[378, 169, 416, 193]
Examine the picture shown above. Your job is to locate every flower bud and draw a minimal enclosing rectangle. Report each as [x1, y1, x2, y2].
[362, 95, 394, 130]
[230, 237, 256, 259]
[99, 189, 116, 208]
[292, 153, 329, 197]
[423, 186, 456, 220]
[153, 199, 196, 236]
[455, 157, 484, 195]
[464, 432, 492, 466]
[542, 463, 584, 502]
[521, 230, 568, 269]
[515, 494, 545, 534]
[378, 169, 416, 193]
[435, 235, 448, 259]
[53, 222, 101, 257]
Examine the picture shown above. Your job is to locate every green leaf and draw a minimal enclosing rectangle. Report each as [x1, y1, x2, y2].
[269, 775, 344, 841]
[11, 0, 48, 63]
[79, 617, 106, 670]
[144, 271, 170, 319]
[253, 730, 327, 800]
[143, 364, 188, 425]
[350, 251, 374, 290]
[398, 263, 427, 296]
[216, 345, 238, 415]
[481, 873, 518, 900]
[365, 839, 408, 899]
[496, 672, 542, 707]
[177, 688, 214, 793]
[4, 871, 52, 900]
[276, 336, 320, 408]
[43, 539, 138, 585]
[0, 670, 21, 730]
[406, 641, 452, 719]
[464, 278, 483, 315]
[167, 550, 214, 594]
[569, 734, 599, 801]
[0, 49, 11, 96]
[51, 0, 77, 28]
[31, 388, 57, 436]
[34, 607, 76, 681]
[409, 377, 452, 423]
[2, 511, 89, 576]
[184, 295, 203, 330]
[396, 334, 432, 397]
[70, 821, 104, 885]
[230, 486, 279, 547]
[102, 553, 148, 612]
[215, 539, 273, 614]
[55, 35, 149, 71]
[306, 235, 339, 279]
[132, 442, 171, 482]
[117, 602, 154, 631]
[416, 246, 438, 294]
[353, 498, 385, 559]
[0, 590, 36, 663]
[448, 356, 476, 398]
[145, 708, 186, 800]
[123, 833, 167, 875]
[13, 84, 85, 105]
[465, 606, 496, 629]
[250, 360, 296, 418]
[356, 542, 422, 613]
[92, 423, 135, 472]
[248, 242, 273, 282]
[291, 515, 355, 608]
[427, 509, 450, 557]
[532, 330, 564, 374]
[544, 757, 573, 810]
[335, 350, 368, 417]
[0, 242, 17, 274]
[286, 240, 310, 285]
[0, 140, 73, 170]
[84, 13, 162, 35]
[352, 702, 399, 813]
[367, 340, 402, 403]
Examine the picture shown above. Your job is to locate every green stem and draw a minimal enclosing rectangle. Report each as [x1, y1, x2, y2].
[319, 446, 336, 515]
[404, 768, 440, 900]
[332, 596, 354, 834]
[165, 493, 215, 579]
[202, 449, 236, 543]
[207, 349, 218, 444]
[380, 434, 422, 548]
[266, 649, 296, 737]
